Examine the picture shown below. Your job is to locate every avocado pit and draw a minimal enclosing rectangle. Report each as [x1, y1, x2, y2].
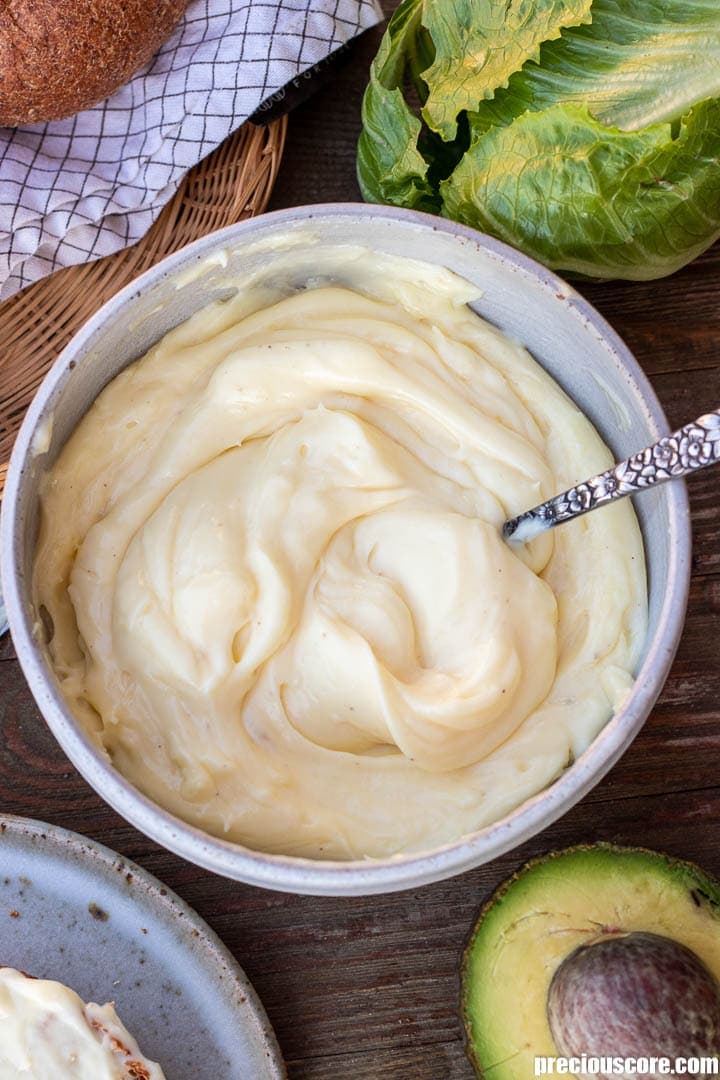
[548, 931, 720, 1076]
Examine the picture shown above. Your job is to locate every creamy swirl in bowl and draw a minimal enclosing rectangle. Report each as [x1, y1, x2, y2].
[33, 248, 646, 859]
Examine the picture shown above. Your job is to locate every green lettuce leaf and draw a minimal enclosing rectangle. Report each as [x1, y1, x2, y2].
[357, 0, 720, 279]
[421, 0, 593, 141]
[441, 99, 720, 280]
[357, 0, 437, 210]
[470, 0, 720, 135]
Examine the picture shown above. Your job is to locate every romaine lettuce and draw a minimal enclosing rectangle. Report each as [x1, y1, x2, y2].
[358, 0, 720, 280]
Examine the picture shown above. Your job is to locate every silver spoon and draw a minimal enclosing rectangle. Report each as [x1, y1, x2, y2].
[504, 409, 720, 544]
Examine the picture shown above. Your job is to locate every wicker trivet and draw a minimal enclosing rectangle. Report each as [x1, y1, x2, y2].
[0, 117, 287, 489]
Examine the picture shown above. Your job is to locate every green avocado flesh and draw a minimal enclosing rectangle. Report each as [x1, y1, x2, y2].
[462, 844, 720, 1078]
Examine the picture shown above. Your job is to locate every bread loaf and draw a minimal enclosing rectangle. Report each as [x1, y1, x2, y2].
[0, 1, 189, 127]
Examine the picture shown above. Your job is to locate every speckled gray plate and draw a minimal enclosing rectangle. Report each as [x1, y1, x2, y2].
[0, 815, 285, 1078]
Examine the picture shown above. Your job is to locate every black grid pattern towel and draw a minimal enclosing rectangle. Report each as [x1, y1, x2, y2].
[0, 0, 382, 301]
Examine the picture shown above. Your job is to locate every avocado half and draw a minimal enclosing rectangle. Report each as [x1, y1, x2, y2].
[461, 843, 720, 1078]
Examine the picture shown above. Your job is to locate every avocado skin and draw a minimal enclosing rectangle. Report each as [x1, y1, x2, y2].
[460, 842, 720, 1079]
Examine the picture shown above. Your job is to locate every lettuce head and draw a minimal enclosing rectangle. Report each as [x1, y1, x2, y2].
[357, 0, 720, 280]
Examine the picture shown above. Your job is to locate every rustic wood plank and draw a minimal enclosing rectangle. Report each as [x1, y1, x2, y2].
[285, 1041, 471, 1079]
[0, 633, 16, 662]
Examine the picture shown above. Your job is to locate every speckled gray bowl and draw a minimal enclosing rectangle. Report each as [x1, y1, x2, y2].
[1, 205, 691, 895]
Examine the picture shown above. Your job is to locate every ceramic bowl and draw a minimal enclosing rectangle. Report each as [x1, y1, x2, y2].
[1, 205, 691, 895]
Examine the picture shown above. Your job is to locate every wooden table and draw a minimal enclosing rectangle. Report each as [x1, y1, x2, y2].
[2, 18, 720, 1079]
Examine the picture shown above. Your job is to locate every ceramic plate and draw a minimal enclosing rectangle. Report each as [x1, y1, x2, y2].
[0, 814, 285, 1077]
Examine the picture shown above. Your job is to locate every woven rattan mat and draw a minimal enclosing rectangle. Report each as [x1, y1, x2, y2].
[0, 116, 287, 493]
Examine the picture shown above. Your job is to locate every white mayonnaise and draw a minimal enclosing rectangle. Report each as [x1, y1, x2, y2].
[33, 247, 646, 859]
[0, 968, 164, 1079]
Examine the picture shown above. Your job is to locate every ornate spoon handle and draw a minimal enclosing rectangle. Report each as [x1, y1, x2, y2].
[503, 409, 720, 544]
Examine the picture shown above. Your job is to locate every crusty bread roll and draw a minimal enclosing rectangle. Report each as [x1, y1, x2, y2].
[0, 0, 189, 127]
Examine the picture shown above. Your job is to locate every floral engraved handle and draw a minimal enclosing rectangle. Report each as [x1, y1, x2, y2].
[504, 409, 720, 544]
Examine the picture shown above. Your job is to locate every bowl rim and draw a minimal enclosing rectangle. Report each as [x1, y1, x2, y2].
[1, 202, 692, 895]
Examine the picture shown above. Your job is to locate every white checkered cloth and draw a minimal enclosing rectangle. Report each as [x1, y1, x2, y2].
[0, 0, 382, 302]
